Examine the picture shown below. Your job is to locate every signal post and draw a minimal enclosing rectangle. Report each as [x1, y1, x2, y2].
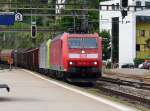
[31, 21, 37, 47]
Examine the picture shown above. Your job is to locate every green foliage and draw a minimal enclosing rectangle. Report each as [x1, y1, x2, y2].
[134, 58, 145, 67]
[0, 0, 102, 49]
[99, 31, 110, 60]
[56, 0, 100, 33]
[0, 31, 51, 49]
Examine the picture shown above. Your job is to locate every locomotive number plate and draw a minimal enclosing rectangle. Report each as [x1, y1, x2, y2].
[80, 54, 87, 58]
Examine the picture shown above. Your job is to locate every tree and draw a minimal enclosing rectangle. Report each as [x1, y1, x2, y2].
[99, 31, 110, 60]
[56, 0, 100, 33]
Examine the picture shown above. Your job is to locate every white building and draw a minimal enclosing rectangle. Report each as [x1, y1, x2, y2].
[100, 0, 150, 67]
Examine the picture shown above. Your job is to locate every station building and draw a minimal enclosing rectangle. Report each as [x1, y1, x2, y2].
[99, 0, 150, 67]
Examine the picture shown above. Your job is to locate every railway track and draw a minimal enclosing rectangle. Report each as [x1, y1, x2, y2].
[99, 77, 150, 90]
[94, 77, 150, 108]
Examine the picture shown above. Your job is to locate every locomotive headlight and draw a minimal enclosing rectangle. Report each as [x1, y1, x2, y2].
[94, 62, 97, 65]
[81, 50, 85, 54]
[69, 62, 73, 65]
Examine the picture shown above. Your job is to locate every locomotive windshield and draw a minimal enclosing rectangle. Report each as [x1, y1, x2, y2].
[68, 38, 97, 49]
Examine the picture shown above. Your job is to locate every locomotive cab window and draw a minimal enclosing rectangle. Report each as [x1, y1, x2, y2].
[68, 38, 97, 49]
[68, 38, 82, 48]
[83, 38, 97, 49]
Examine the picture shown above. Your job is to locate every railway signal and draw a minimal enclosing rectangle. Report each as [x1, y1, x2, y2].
[31, 26, 36, 37]
[120, 0, 128, 19]
[121, 9, 128, 19]
[31, 21, 37, 38]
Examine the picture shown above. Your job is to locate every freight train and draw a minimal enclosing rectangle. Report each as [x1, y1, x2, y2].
[0, 32, 102, 82]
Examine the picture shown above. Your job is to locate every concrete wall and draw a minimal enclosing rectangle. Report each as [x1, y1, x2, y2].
[119, 13, 136, 66]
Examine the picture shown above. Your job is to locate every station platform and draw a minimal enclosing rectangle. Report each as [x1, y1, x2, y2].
[0, 69, 137, 111]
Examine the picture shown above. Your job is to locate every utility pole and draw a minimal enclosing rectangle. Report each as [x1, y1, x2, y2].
[30, 0, 36, 47]
[81, 0, 88, 33]
[73, 0, 76, 33]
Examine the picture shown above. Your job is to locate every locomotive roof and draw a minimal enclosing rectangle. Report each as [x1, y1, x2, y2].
[46, 39, 51, 44]
[68, 33, 99, 38]
[15, 48, 29, 53]
[25, 48, 39, 53]
[40, 42, 47, 46]
[51, 32, 99, 42]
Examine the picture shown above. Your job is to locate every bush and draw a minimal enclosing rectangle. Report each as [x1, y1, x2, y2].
[134, 58, 145, 68]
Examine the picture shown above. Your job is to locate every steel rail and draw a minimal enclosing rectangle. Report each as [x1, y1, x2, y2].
[98, 77, 150, 90]
[96, 85, 150, 104]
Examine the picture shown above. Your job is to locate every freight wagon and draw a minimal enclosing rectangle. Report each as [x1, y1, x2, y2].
[0, 49, 13, 65]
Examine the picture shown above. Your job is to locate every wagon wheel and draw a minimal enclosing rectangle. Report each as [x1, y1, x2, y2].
[55, 71, 62, 80]
[62, 72, 67, 82]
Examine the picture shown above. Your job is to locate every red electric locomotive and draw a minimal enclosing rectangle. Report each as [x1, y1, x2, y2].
[50, 32, 102, 82]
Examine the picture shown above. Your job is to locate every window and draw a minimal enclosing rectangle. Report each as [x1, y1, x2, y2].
[149, 31, 150, 38]
[145, 2, 150, 9]
[136, 30, 140, 37]
[68, 38, 97, 49]
[116, 3, 119, 9]
[136, 44, 140, 51]
[68, 38, 82, 49]
[146, 39, 150, 49]
[83, 38, 97, 49]
[141, 30, 145, 37]
[136, 1, 141, 6]
[136, 16, 150, 23]
[112, 4, 115, 10]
